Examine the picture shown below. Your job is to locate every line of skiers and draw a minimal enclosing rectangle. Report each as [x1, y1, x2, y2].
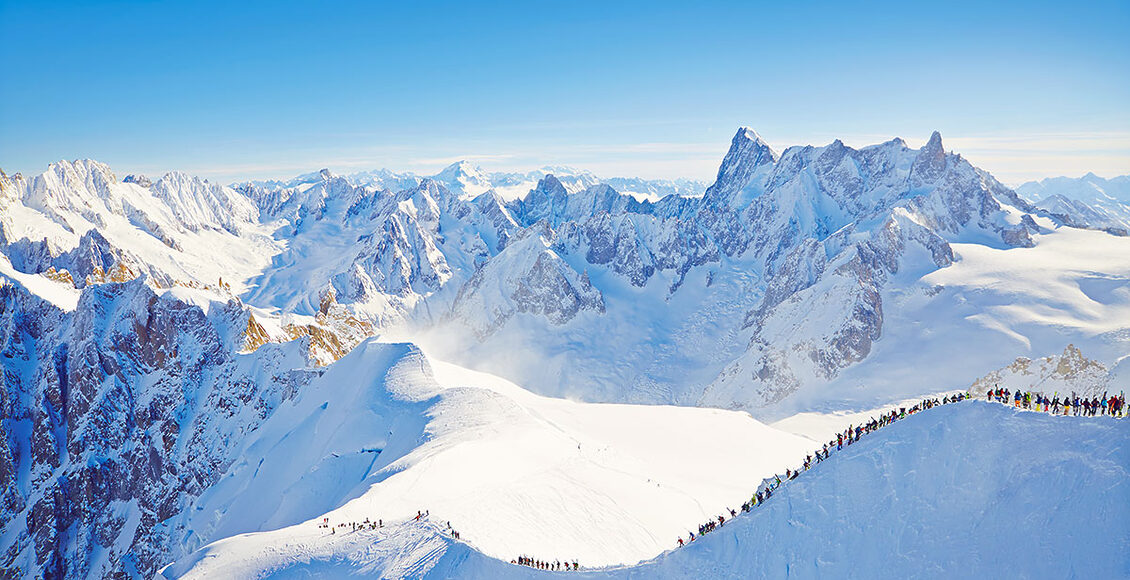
[987, 387, 1126, 417]
[442, 519, 462, 540]
[512, 556, 580, 571]
[676, 392, 973, 548]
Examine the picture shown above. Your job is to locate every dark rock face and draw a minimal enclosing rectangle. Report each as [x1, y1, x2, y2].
[0, 280, 312, 579]
[909, 131, 947, 186]
[513, 253, 605, 323]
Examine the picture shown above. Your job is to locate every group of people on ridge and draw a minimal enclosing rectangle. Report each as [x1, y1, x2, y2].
[318, 516, 382, 534]
[319, 509, 465, 540]
[987, 387, 1125, 417]
[319, 385, 1122, 570]
[675, 387, 1125, 550]
[512, 556, 580, 571]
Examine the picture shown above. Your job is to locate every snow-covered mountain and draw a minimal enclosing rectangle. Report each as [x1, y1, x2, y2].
[2, 128, 1129, 578]
[1016, 173, 1130, 235]
[1017, 172, 1130, 204]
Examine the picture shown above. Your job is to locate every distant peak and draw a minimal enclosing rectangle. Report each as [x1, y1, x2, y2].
[539, 164, 583, 174]
[444, 159, 474, 171]
[735, 126, 769, 147]
[909, 131, 947, 184]
[539, 174, 563, 189]
[48, 158, 117, 181]
[319, 168, 335, 180]
[925, 131, 943, 151]
[436, 160, 484, 181]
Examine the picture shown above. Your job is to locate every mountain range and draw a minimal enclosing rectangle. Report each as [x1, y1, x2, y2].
[1, 129, 1128, 578]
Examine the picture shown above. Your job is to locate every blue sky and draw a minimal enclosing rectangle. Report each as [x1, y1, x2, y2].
[1, 0, 1127, 184]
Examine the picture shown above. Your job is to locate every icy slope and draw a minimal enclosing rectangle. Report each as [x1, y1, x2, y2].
[159, 340, 815, 573]
[166, 402, 1130, 579]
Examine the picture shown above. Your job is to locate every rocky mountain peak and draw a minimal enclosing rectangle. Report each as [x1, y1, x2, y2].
[431, 160, 492, 199]
[701, 127, 779, 210]
[536, 174, 566, 194]
[122, 174, 153, 188]
[26, 158, 118, 214]
[909, 130, 947, 185]
[924, 130, 943, 152]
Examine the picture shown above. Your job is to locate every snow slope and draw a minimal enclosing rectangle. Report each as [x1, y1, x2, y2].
[164, 402, 1130, 579]
[157, 339, 815, 573]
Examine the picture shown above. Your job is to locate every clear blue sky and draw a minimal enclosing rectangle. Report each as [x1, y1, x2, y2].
[2, 0, 1127, 184]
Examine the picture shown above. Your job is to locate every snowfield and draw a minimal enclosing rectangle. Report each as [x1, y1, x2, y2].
[162, 401, 1130, 579]
[157, 340, 814, 574]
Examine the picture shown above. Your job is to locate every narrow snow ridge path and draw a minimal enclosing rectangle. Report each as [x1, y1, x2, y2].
[163, 400, 1130, 579]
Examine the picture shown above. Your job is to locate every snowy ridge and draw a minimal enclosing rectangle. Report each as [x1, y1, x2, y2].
[4, 132, 1125, 412]
[160, 400, 1130, 579]
[149, 340, 814, 570]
